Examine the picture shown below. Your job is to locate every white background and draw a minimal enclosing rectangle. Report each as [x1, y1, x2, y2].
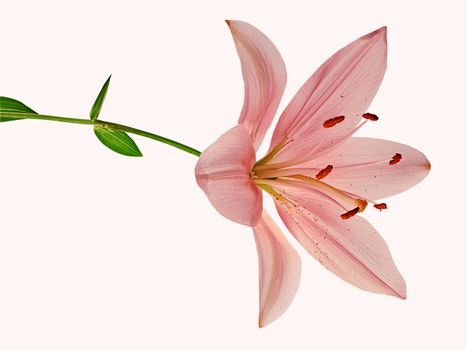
[0, 0, 465, 349]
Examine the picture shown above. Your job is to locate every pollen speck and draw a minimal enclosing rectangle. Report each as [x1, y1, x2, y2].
[316, 165, 333, 180]
[389, 153, 402, 165]
[323, 116, 345, 128]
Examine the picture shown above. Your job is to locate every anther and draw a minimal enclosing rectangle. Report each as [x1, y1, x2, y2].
[374, 203, 388, 211]
[340, 207, 360, 220]
[389, 153, 402, 165]
[315, 165, 333, 180]
[362, 112, 379, 121]
[323, 115, 345, 128]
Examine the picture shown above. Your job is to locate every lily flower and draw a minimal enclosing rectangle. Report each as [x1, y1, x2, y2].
[195, 20, 430, 327]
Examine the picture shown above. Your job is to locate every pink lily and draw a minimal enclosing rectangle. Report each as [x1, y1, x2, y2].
[195, 20, 430, 327]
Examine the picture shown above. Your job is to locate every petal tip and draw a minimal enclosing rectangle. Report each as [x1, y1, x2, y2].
[258, 318, 265, 328]
[258, 315, 272, 328]
[365, 26, 387, 43]
[381, 26, 388, 40]
[424, 158, 432, 171]
[225, 19, 231, 26]
[395, 289, 407, 300]
[391, 279, 406, 300]
[375, 26, 387, 36]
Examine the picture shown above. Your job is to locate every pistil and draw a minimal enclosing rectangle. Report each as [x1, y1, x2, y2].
[256, 174, 368, 216]
[374, 203, 388, 210]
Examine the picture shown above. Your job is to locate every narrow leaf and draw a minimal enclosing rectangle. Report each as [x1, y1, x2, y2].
[0, 96, 37, 122]
[94, 126, 143, 157]
[90, 75, 111, 120]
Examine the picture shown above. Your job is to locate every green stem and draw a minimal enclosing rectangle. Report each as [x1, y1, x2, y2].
[0, 112, 201, 157]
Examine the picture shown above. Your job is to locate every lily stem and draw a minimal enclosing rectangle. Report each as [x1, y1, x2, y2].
[0, 112, 201, 157]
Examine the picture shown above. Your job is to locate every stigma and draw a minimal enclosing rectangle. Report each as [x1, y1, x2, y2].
[374, 203, 388, 211]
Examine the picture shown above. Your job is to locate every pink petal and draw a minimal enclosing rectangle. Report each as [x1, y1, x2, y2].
[253, 210, 301, 327]
[300, 137, 431, 200]
[195, 125, 262, 226]
[272, 180, 406, 298]
[267, 27, 387, 165]
[227, 20, 287, 150]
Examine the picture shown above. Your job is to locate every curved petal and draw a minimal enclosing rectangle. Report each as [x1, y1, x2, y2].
[195, 125, 262, 226]
[227, 20, 287, 150]
[253, 210, 301, 328]
[272, 180, 406, 298]
[298, 137, 431, 200]
[267, 27, 387, 165]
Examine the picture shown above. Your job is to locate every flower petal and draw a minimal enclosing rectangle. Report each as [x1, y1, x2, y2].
[267, 27, 387, 165]
[195, 125, 262, 226]
[300, 137, 431, 200]
[227, 20, 287, 150]
[272, 180, 406, 298]
[253, 210, 301, 327]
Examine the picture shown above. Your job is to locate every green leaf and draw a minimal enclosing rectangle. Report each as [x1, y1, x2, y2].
[0, 96, 37, 122]
[94, 126, 143, 157]
[90, 75, 111, 120]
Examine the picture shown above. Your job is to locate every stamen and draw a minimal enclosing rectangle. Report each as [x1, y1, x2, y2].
[315, 165, 333, 180]
[255, 119, 367, 171]
[389, 153, 402, 165]
[374, 203, 388, 211]
[323, 115, 345, 128]
[277, 175, 368, 213]
[362, 112, 379, 121]
[340, 207, 360, 220]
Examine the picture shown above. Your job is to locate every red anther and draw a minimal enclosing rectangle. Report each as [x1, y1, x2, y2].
[323, 116, 345, 128]
[362, 112, 379, 121]
[389, 153, 402, 165]
[340, 207, 360, 220]
[315, 165, 333, 180]
[374, 203, 388, 211]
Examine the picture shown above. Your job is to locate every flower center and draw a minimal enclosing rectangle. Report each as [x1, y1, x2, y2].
[251, 112, 397, 219]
